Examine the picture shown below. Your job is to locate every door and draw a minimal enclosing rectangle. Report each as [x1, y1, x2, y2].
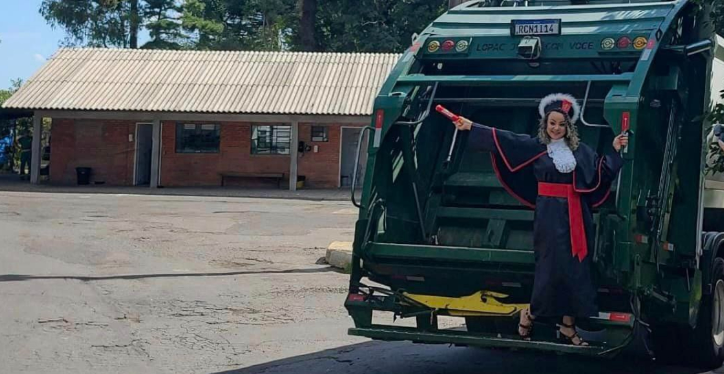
[340, 127, 368, 187]
[134, 123, 153, 185]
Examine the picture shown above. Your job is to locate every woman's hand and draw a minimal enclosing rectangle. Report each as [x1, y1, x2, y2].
[453, 116, 473, 131]
[613, 132, 629, 152]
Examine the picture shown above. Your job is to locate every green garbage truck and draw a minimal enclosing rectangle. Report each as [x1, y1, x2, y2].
[345, 0, 724, 368]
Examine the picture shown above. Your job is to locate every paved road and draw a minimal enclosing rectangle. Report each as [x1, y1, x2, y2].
[0, 190, 718, 374]
[214, 341, 711, 374]
[0, 191, 361, 374]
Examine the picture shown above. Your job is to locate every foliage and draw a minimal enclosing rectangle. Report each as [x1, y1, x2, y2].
[40, 0, 135, 48]
[0, 79, 22, 106]
[143, 0, 186, 49]
[708, 93, 724, 175]
[311, 0, 446, 53]
[40, 0, 185, 49]
[707, 140, 724, 175]
[0, 80, 31, 169]
[40, 0, 448, 52]
[181, 0, 296, 51]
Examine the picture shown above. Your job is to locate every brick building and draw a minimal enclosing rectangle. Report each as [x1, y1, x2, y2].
[2, 49, 399, 190]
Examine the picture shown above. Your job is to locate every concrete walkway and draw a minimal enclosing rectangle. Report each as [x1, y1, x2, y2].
[0, 173, 358, 202]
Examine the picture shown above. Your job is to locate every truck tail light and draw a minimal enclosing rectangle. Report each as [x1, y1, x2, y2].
[617, 37, 631, 49]
[375, 109, 384, 129]
[597, 312, 632, 322]
[621, 111, 630, 133]
[347, 293, 365, 303]
[633, 37, 647, 50]
[609, 313, 632, 322]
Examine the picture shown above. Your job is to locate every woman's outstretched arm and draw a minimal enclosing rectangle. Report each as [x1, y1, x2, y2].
[453, 116, 538, 154]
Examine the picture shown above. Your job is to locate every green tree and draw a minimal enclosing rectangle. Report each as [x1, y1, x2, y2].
[694, 0, 724, 174]
[40, 0, 186, 49]
[0, 80, 33, 171]
[182, 0, 295, 51]
[142, 0, 186, 49]
[311, 0, 446, 53]
[41, 0, 446, 52]
[249, 0, 296, 51]
[181, 0, 229, 49]
[0, 79, 22, 108]
[40, 0, 140, 48]
[707, 94, 724, 175]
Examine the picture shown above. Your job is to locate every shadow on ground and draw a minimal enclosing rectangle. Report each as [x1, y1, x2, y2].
[212, 341, 715, 374]
[0, 267, 335, 282]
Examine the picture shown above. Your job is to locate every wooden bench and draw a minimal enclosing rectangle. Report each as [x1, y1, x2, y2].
[219, 172, 285, 188]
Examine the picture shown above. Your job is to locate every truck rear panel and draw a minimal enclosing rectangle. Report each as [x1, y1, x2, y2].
[347, 0, 724, 357]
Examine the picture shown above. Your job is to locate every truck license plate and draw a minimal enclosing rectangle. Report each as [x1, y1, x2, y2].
[511, 19, 561, 36]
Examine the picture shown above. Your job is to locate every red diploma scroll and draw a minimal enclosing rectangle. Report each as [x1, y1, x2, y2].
[435, 105, 460, 122]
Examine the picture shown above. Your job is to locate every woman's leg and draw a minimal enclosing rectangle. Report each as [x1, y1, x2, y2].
[518, 308, 535, 339]
[559, 315, 588, 346]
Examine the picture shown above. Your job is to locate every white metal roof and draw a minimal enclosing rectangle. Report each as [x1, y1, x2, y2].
[3, 48, 400, 116]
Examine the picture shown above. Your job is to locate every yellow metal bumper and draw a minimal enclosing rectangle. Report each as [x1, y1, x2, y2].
[402, 291, 529, 317]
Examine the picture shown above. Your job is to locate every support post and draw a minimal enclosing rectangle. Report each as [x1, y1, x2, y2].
[289, 122, 299, 191]
[30, 114, 42, 184]
[150, 119, 161, 188]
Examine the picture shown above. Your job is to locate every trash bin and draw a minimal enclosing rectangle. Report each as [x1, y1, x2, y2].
[76, 167, 91, 185]
[296, 175, 306, 189]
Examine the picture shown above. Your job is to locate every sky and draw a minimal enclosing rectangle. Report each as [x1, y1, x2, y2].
[0, 0, 65, 89]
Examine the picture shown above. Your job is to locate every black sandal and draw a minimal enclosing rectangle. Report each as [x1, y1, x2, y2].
[557, 323, 589, 346]
[518, 310, 534, 341]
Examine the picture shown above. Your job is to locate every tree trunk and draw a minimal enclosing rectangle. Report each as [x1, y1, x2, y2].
[129, 0, 140, 48]
[118, 1, 127, 48]
[299, 0, 317, 51]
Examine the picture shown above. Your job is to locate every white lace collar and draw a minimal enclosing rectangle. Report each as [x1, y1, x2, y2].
[547, 139, 577, 174]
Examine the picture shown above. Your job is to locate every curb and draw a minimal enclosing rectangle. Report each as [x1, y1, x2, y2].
[0, 186, 350, 202]
[326, 241, 353, 271]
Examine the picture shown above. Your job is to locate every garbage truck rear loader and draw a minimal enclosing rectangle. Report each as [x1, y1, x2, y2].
[345, 0, 724, 368]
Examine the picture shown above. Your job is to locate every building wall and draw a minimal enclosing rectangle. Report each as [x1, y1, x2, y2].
[161, 121, 363, 188]
[50, 119, 135, 185]
[50, 117, 365, 188]
[298, 123, 348, 188]
[160, 122, 288, 187]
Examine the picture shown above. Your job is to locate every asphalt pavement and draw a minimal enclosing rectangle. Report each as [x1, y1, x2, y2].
[0, 190, 719, 374]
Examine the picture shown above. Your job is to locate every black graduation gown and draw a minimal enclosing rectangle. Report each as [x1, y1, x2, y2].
[468, 124, 623, 318]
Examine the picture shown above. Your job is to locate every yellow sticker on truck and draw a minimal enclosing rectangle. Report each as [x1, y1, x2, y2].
[402, 291, 530, 317]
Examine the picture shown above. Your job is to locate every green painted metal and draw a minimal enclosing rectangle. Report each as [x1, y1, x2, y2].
[436, 207, 534, 221]
[367, 242, 535, 265]
[423, 36, 650, 60]
[397, 73, 634, 85]
[348, 0, 724, 357]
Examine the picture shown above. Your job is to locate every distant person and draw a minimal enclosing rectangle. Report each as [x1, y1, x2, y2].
[0, 129, 11, 170]
[17, 131, 32, 176]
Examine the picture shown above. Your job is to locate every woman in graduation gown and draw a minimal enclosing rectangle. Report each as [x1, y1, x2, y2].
[446, 93, 628, 346]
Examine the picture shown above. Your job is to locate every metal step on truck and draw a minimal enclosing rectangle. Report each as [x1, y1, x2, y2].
[344, 0, 724, 368]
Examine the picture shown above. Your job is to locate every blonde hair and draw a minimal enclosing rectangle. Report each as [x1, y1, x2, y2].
[538, 110, 580, 150]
